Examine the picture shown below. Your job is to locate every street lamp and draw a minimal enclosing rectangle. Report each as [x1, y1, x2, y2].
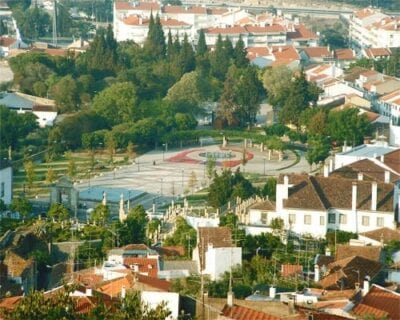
[162, 144, 166, 161]
[87, 169, 91, 189]
[113, 167, 117, 179]
[263, 156, 266, 176]
[160, 178, 163, 196]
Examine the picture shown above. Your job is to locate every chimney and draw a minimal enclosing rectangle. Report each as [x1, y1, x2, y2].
[329, 158, 333, 173]
[121, 285, 126, 299]
[314, 264, 320, 282]
[380, 155, 384, 162]
[384, 171, 390, 183]
[362, 277, 370, 296]
[355, 282, 360, 291]
[139, 17, 142, 24]
[371, 181, 377, 211]
[269, 286, 276, 299]
[352, 182, 357, 212]
[323, 164, 329, 177]
[358, 173, 363, 181]
[276, 175, 290, 212]
[227, 290, 234, 307]
[86, 288, 92, 296]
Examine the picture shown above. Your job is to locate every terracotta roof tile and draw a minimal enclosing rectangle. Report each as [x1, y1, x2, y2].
[361, 227, 400, 244]
[334, 49, 355, 60]
[205, 26, 247, 35]
[245, 25, 285, 33]
[123, 257, 158, 277]
[353, 8, 376, 19]
[336, 245, 382, 262]
[97, 275, 133, 297]
[303, 47, 332, 58]
[136, 274, 171, 291]
[122, 244, 150, 251]
[160, 18, 189, 27]
[320, 256, 382, 290]
[249, 200, 275, 211]
[221, 304, 281, 320]
[0, 296, 22, 310]
[331, 159, 400, 183]
[163, 5, 207, 14]
[123, 15, 149, 25]
[364, 48, 391, 59]
[115, 1, 160, 11]
[352, 285, 400, 320]
[383, 149, 400, 173]
[207, 8, 229, 15]
[154, 246, 185, 257]
[198, 227, 232, 270]
[281, 264, 303, 277]
[287, 24, 317, 40]
[0, 37, 16, 47]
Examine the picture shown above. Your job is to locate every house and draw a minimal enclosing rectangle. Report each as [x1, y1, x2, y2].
[286, 24, 318, 47]
[107, 243, 158, 264]
[349, 8, 400, 49]
[300, 46, 332, 65]
[319, 256, 383, 290]
[158, 260, 198, 280]
[363, 47, 392, 60]
[192, 227, 241, 280]
[351, 284, 400, 319]
[245, 171, 397, 238]
[0, 159, 12, 206]
[280, 264, 303, 278]
[333, 48, 357, 68]
[122, 257, 158, 278]
[358, 227, 400, 246]
[219, 304, 281, 320]
[0, 36, 28, 57]
[246, 45, 300, 69]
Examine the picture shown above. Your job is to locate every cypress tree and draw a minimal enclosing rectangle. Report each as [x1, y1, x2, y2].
[180, 33, 195, 74]
[233, 35, 249, 68]
[210, 34, 229, 80]
[167, 29, 174, 58]
[223, 36, 234, 60]
[144, 13, 166, 59]
[197, 29, 207, 56]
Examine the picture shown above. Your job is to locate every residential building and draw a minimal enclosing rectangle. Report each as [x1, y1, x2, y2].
[246, 171, 397, 238]
[192, 227, 241, 280]
[352, 284, 400, 319]
[246, 45, 300, 69]
[362, 47, 392, 60]
[0, 160, 12, 205]
[333, 48, 357, 68]
[375, 89, 400, 146]
[358, 227, 400, 246]
[0, 36, 28, 57]
[349, 8, 400, 49]
[335, 244, 383, 262]
[300, 46, 332, 65]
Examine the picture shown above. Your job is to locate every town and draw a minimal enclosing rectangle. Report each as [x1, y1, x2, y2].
[0, 0, 400, 319]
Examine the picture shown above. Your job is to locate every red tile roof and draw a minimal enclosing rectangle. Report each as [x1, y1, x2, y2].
[353, 8, 377, 19]
[97, 275, 133, 297]
[163, 5, 207, 14]
[383, 149, 400, 173]
[364, 48, 391, 59]
[279, 174, 394, 212]
[0, 37, 16, 47]
[245, 25, 285, 33]
[205, 26, 247, 35]
[287, 24, 317, 40]
[122, 243, 150, 251]
[123, 257, 158, 277]
[352, 285, 400, 320]
[334, 49, 355, 60]
[281, 264, 303, 277]
[361, 227, 400, 244]
[221, 304, 281, 320]
[160, 18, 189, 27]
[335, 245, 382, 262]
[303, 47, 332, 59]
[0, 296, 22, 310]
[320, 256, 382, 290]
[123, 15, 149, 25]
[136, 274, 171, 292]
[115, 1, 160, 11]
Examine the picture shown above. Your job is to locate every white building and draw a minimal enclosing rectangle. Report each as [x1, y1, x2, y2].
[375, 89, 400, 146]
[246, 167, 398, 239]
[0, 162, 12, 206]
[192, 227, 241, 281]
[349, 8, 400, 49]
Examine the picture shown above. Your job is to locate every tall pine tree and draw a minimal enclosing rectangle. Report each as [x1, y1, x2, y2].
[180, 33, 195, 74]
[210, 34, 229, 80]
[197, 29, 207, 56]
[144, 13, 166, 59]
[233, 35, 248, 68]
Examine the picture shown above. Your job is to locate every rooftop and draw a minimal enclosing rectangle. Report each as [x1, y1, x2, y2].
[360, 227, 400, 244]
[337, 143, 397, 158]
[78, 186, 145, 203]
[220, 304, 281, 320]
[335, 244, 382, 262]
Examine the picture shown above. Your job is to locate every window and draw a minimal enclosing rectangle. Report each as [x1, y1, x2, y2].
[339, 214, 347, 225]
[328, 213, 336, 224]
[261, 212, 268, 224]
[376, 217, 384, 227]
[289, 214, 296, 224]
[304, 215, 311, 225]
[0, 182, 4, 198]
[320, 216, 325, 225]
[362, 216, 370, 226]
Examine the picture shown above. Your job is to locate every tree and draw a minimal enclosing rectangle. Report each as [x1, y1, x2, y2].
[197, 29, 207, 56]
[127, 141, 134, 159]
[118, 205, 148, 245]
[188, 171, 198, 194]
[50, 75, 80, 113]
[45, 167, 57, 184]
[180, 33, 195, 74]
[92, 82, 138, 125]
[67, 159, 77, 179]
[233, 35, 248, 67]
[327, 108, 372, 146]
[91, 204, 110, 226]
[263, 66, 293, 109]
[47, 203, 70, 222]
[164, 216, 196, 256]
[210, 34, 230, 80]
[206, 155, 216, 181]
[305, 135, 330, 168]
[10, 197, 32, 221]
[24, 160, 35, 189]
[144, 13, 166, 60]
[260, 177, 277, 201]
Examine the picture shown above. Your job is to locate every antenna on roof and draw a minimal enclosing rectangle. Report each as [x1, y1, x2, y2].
[52, 0, 57, 47]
